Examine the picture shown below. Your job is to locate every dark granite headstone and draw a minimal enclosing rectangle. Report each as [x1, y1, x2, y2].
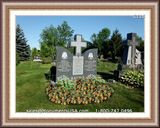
[114, 63, 123, 81]
[83, 49, 98, 77]
[55, 35, 98, 82]
[56, 46, 73, 81]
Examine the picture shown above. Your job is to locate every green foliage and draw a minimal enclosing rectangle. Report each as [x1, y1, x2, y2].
[31, 48, 40, 60]
[47, 76, 114, 105]
[40, 42, 54, 58]
[42, 57, 52, 64]
[98, 28, 110, 43]
[91, 28, 110, 57]
[136, 36, 144, 52]
[39, 25, 58, 58]
[57, 21, 74, 45]
[57, 76, 74, 90]
[39, 21, 74, 59]
[91, 33, 97, 45]
[97, 60, 117, 73]
[56, 75, 108, 90]
[16, 61, 144, 112]
[16, 24, 31, 61]
[91, 29, 143, 62]
[120, 70, 144, 88]
[110, 29, 123, 60]
[85, 75, 107, 85]
[16, 52, 20, 65]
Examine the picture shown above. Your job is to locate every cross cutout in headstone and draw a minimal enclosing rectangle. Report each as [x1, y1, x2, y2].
[71, 35, 86, 56]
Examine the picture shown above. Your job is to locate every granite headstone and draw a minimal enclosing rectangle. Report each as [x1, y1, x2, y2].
[56, 46, 73, 81]
[122, 33, 142, 67]
[83, 49, 97, 77]
[55, 34, 98, 81]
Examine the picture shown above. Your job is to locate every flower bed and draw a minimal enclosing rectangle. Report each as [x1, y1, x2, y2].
[120, 70, 144, 88]
[46, 76, 114, 105]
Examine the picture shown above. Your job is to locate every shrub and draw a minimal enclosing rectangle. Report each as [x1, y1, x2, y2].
[120, 70, 144, 88]
[46, 76, 114, 105]
[56, 76, 75, 90]
[42, 57, 52, 64]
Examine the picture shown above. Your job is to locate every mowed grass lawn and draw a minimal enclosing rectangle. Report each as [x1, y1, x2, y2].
[16, 61, 144, 112]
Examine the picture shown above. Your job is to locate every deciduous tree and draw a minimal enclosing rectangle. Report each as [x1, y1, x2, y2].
[91, 28, 110, 58]
[39, 21, 74, 60]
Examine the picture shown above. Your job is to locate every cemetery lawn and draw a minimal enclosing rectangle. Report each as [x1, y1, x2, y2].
[16, 61, 144, 112]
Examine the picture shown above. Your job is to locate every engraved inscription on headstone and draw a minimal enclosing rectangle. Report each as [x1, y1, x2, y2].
[83, 49, 97, 76]
[56, 46, 73, 81]
[57, 60, 71, 72]
[72, 56, 83, 75]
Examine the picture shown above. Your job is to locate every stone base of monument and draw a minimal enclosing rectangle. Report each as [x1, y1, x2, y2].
[46, 76, 114, 105]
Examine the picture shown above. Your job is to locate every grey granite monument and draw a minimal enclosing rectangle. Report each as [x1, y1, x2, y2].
[122, 33, 142, 67]
[56, 47, 73, 81]
[83, 49, 97, 77]
[56, 34, 97, 81]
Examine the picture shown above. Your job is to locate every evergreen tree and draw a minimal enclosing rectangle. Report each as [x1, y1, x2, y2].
[136, 35, 144, 52]
[110, 29, 123, 61]
[16, 24, 31, 61]
[16, 52, 20, 65]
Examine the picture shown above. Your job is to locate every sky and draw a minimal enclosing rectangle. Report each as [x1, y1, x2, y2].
[16, 16, 144, 49]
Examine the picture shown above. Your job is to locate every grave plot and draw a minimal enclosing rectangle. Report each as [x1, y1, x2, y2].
[46, 76, 114, 105]
[46, 34, 114, 105]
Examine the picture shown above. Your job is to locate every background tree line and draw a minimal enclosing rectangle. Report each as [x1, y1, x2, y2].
[16, 21, 144, 64]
